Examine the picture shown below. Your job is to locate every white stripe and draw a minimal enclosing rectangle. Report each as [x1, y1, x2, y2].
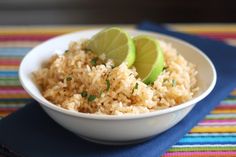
[221, 100, 236, 105]
[206, 114, 236, 118]
[172, 144, 236, 148]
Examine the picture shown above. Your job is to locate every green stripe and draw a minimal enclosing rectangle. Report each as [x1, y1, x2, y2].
[168, 146, 236, 152]
[221, 99, 236, 104]
[224, 98, 236, 101]
[0, 80, 20, 86]
[0, 102, 27, 105]
[0, 78, 19, 80]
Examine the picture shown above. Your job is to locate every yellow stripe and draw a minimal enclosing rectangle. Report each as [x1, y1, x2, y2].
[1, 24, 236, 34]
[211, 110, 236, 114]
[191, 126, 236, 133]
[231, 90, 236, 96]
[168, 24, 236, 33]
[0, 25, 134, 35]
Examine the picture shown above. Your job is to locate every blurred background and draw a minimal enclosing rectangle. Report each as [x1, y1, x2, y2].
[0, 0, 236, 25]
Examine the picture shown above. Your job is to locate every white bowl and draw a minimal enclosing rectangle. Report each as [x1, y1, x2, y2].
[19, 29, 216, 145]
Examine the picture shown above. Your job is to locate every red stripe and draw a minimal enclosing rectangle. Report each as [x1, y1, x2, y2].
[0, 108, 19, 111]
[164, 151, 236, 156]
[214, 106, 236, 110]
[0, 89, 26, 94]
[0, 59, 21, 65]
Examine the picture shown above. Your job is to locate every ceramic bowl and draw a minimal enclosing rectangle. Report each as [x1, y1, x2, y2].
[19, 29, 216, 145]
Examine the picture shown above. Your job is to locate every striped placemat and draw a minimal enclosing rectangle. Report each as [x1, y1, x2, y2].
[0, 24, 236, 157]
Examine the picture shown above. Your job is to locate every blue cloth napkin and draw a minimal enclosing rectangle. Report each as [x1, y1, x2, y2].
[1, 22, 236, 157]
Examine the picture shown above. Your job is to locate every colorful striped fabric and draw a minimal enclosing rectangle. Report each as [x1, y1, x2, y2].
[0, 24, 236, 156]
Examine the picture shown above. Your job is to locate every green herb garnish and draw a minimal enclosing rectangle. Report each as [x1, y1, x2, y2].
[163, 66, 168, 71]
[91, 57, 98, 66]
[163, 79, 168, 83]
[81, 91, 88, 97]
[172, 79, 176, 87]
[64, 50, 69, 53]
[99, 91, 103, 97]
[66, 76, 72, 81]
[88, 95, 96, 102]
[106, 79, 110, 91]
[132, 83, 139, 93]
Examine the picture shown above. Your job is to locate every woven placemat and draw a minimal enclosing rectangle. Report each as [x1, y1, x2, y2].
[0, 25, 236, 156]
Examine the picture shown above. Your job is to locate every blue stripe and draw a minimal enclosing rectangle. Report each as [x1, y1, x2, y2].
[179, 137, 236, 143]
[0, 48, 31, 56]
[0, 71, 18, 77]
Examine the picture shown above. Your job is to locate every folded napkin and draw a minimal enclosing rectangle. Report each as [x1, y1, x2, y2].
[1, 22, 236, 157]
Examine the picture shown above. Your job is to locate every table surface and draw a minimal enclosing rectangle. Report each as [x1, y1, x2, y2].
[1, 24, 236, 157]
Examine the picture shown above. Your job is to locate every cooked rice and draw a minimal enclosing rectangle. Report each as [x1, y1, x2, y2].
[33, 40, 198, 115]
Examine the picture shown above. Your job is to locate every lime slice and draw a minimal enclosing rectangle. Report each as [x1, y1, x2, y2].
[133, 35, 164, 84]
[87, 27, 135, 67]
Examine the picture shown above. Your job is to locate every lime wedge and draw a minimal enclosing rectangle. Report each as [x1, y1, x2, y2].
[87, 27, 135, 67]
[133, 35, 164, 84]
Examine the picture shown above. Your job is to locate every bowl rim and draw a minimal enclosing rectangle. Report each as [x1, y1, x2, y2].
[19, 28, 217, 120]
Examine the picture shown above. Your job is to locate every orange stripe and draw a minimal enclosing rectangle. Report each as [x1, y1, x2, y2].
[0, 66, 19, 70]
[0, 113, 11, 117]
[211, 109, 236, 114]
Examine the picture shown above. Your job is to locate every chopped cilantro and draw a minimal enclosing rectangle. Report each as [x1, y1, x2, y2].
[172, 79, 176, 87]
[88, 95, 96, 102]
[91, 57, 98, 66]
[81, 91, 88, 97]
[66, 76, 72, 81]
[99, 90, 103, 97]
[163, 79, 168, 83]
[132, 83, 139, 93]
[163, 66, 168, 71]
[106, 79, 110, 91]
